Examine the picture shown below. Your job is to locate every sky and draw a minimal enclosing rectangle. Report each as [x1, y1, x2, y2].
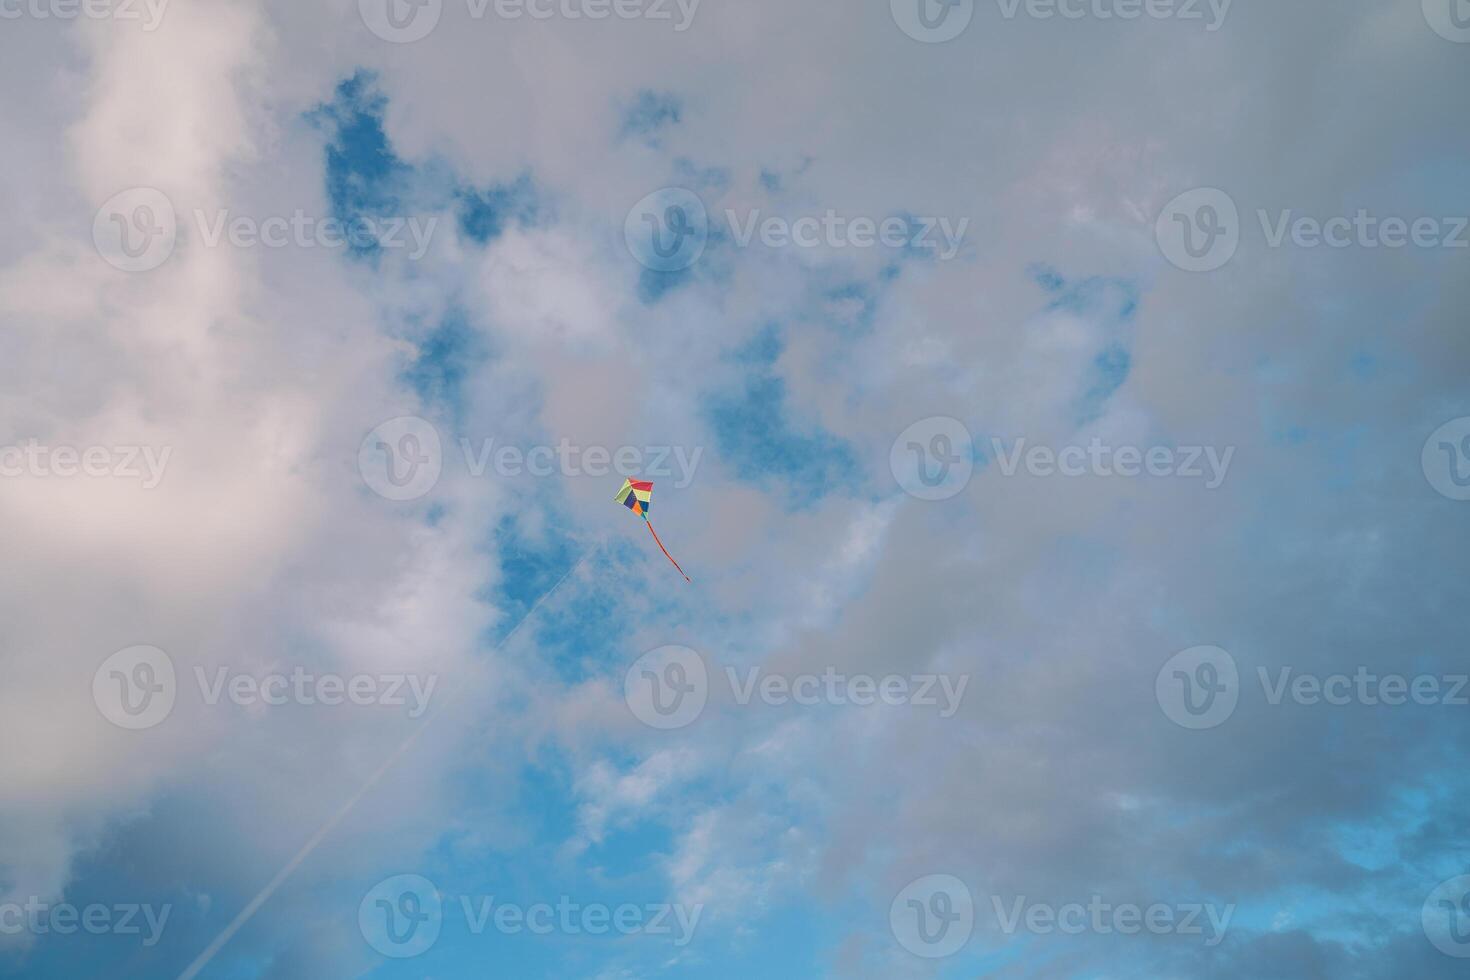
[1, 0, 1468, 977]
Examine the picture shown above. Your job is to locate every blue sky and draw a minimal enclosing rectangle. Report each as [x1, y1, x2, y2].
[2, 2, 1469, 979]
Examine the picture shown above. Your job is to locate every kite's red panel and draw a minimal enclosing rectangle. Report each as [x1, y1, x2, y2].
[630, 480, 654, 492]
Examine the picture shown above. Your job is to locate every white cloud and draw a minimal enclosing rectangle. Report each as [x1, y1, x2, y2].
[1, 0, 1466, 975]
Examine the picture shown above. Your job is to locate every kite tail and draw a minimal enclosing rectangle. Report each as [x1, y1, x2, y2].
[645, 519, 691, 583]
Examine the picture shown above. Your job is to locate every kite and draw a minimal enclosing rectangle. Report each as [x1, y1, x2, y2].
[615, 478, 691, 583]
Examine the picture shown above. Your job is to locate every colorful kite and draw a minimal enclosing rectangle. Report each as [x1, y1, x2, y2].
[615, 478, 691, 583]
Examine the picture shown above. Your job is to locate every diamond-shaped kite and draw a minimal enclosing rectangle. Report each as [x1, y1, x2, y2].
[615, 478, 690, 583]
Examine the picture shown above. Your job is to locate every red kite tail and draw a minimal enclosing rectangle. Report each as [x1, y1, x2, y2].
[645, 519, 691, 583]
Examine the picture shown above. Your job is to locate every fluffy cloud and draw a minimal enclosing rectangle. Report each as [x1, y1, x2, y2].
[1, 0, 1466, 976]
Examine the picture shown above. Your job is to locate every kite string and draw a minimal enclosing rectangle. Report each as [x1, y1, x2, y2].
[645, 519, 691, 583]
